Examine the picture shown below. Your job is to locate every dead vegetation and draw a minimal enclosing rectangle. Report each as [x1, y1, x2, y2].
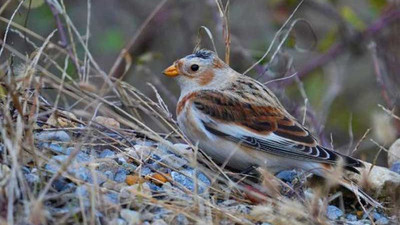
[0, 0, 399, 224]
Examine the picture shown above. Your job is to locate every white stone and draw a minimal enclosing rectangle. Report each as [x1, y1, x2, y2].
[388, 138, 400, 168]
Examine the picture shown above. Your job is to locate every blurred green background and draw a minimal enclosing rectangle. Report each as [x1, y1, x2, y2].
[1, 0, 399, 165]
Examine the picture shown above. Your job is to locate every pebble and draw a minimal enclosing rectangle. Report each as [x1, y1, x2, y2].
[148, 182, 163, 192]
[103, 170, 114, 180]
[45, 155, 68, 173]
[75, 152, 90, 162]
[25, 173, 40, 185]
[158, 154, 188, 169]
[375, 217, 389, 225]
[75, 185, 89, 197]
[110, 218, 127, 225]
[42, 143, 66, 154]
[105, 192, 119, 204]
[99, 149, 115, 158]
[388, 138, 400, 167]
[276, 170, 297, 182]
[151, 219, 168, 225]
[114, 168, 127, 183]
[121, 163, 137, 173]
[120, 209, 141, 225]
[390, 161, 400, 174]
[36, 131, 71, 142]
[171, 169, 210, 193]
[74, 167, 90, 181]
[140, 167, 152, 176]
[52, 179, 73, 192]
[326, 205, 343, 220]
[346, 214, 358, 221]
[172, 214, 189, 225]
[117, 156, 127, 164]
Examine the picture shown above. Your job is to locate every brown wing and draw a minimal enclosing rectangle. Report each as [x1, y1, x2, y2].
[187, 90, 364, 171]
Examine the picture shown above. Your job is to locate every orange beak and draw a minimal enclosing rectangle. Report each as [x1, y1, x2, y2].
[163, 64, 179, 77]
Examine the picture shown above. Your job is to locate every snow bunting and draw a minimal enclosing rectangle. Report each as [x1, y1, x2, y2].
[163, 49, 378, 206]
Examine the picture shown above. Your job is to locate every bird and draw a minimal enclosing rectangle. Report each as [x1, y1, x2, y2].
[163, 49, 379, 207]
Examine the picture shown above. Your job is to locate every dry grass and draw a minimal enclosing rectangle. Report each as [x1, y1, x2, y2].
[0, 1, 397, 225]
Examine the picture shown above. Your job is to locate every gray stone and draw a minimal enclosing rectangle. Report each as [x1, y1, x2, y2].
[120, 209, 141, 225]
[390, 161, 400, 174]
[100, 149, 115, 158]
[326, 205, 343, 220]
[173, 214, 188, 225]
[75, 167, 90, 181]
[158, 154, 188, 169]
[376, 217, 389, 225]
[45, 155, 68, 173]
[25, 173, 40, 185]
[151, 219, 168, 225]
[140, 167, 152, 176]
[346, 214, 358, 222]
[75, 152, 90, 162]
[114, 168, 127, 183]
[171, 169, 210, 193]
[121, 163, 137, 173]
[75, 185, 89, 197]
[276, 170, 297, 182]
[36, 131, 71, 142]
[103, 170, 114, 180]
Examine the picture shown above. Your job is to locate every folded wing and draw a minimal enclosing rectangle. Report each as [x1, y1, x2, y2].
[190, 90, 364, 172]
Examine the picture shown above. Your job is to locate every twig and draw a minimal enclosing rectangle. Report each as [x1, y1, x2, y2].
[0, 0, 24, 59]
[45, 0, 81, 77]
[108, 0, 168, 78]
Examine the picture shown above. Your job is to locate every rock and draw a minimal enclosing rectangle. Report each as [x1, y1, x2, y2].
[120, 209, 141, 225]
[103, 170, 114, 180]
[104, 192, 119, 204]
[171, 169, 210, 193]
[52, 178, 75, 192]
[75, 185, 89, 198]
[171, 143, 194, 158]
[42, 143, 67, 154]
[126, 145, 152, 161]
[121, 163, 137, 173]
[375, 217, 389, 225]
[388, 138, 400, 167]
[94, 116, 120, 128]
[110, 218, 127, 225]
[276, 170, 297, 182]
[25, 173, 40, 185]
[120, 183, 152, 200]
[75, 152, 90, 162]
[74, 167, 90, 181]
[140, 167, 152, 176]
[346, 214, 357, 221]
[100, 149, 115, 158]
[147, 182, 163, 192]
[390, 162, 400, 174]
[158, 154, 188, 170]
[114, 168, 128, 183]
[346, 162, 400, 199]
[151, 219, 168, 225]
[36, 131, 71, 142]
[172, 214, 188, 225]
[45, 155, 68, 173]
[326, 205, 343, 220]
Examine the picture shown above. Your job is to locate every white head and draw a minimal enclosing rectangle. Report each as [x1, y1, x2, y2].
[163, 49, 238, 98]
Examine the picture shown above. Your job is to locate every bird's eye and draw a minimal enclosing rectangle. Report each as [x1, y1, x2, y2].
[190, 64, 199, 72]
